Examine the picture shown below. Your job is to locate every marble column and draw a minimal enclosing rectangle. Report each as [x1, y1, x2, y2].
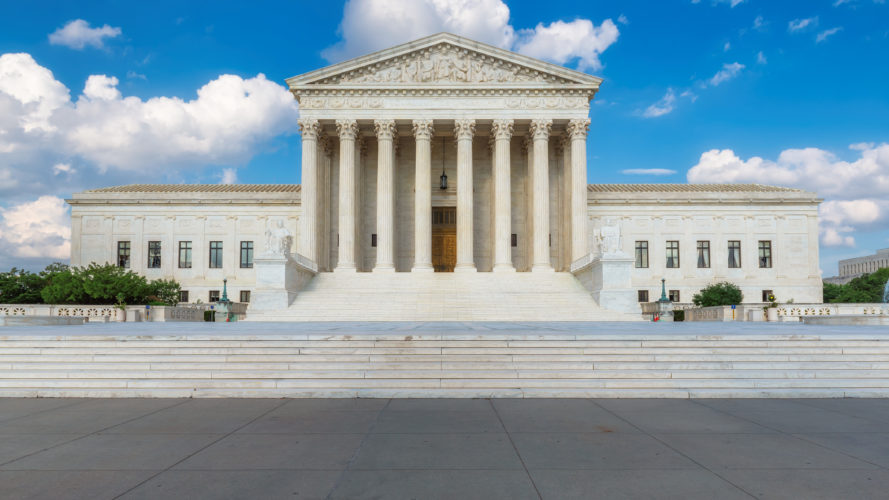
[568, 118, 590, 262]
[297, 118, 320, 263]
[492, 119, 515, 272]
[454, 119, 476, 272]
[335, 119, 359, 272]
[412, 120, 434, 272]
[374, 119, 396, 272]
[530, 119, 553, 272]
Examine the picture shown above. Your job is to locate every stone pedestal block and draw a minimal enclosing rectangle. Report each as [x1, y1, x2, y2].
[250, 254, 317, 312]
[571, 252, 641, 315]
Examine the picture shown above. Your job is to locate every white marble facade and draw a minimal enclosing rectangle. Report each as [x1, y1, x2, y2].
[67, 33, 824, 309]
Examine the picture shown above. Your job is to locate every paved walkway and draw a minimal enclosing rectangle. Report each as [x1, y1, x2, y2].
[1, 398, 888, 499]
[3, 320, 889, 336]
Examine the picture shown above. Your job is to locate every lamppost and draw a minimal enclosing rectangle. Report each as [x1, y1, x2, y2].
[656, 278, 673, 322]
[217, 278, 233, 322]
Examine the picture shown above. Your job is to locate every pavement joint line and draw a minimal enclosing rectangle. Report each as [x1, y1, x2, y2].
[588, 399, 761, 500]
[324, 398, 393, 500]
[109, 398, 291, 500]
[489, 399, 543, 500]
[0, 398, 189, 469]
[691, 399, 889, 470]
[0, 398, 91, 424]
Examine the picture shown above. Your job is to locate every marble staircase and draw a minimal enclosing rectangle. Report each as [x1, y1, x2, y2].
[248, 271, 639, 322]
[0, 332, 887, 398]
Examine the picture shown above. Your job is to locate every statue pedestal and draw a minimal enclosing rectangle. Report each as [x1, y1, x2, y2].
[571, 252, 641, 315]
[250, 253, 317, 312]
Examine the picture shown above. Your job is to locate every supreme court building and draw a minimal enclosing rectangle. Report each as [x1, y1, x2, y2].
[67, 33, 823, 320]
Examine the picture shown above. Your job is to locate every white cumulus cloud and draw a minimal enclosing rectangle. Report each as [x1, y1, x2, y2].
[788, 17, 818, 32]
[706, 62, 745, 87]
[622, 168, 677, 176]
[0, 196, 70, 260]
[322, 0, 619, 72]
[687, 143, 889, 247]
[48, 19, 122, 50]
[642, 89, 677, 118]
[816, 27, 843, 43]
[0, 51, 299, 199]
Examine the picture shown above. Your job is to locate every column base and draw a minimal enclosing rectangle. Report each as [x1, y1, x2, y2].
[372, 266, 396, 273]
[531, 264, 555, 272]
[454, 264, 477, 273]
[333, 265, 357, 273]
[493, 264, 516, 273]
[411, 265, 434, 273]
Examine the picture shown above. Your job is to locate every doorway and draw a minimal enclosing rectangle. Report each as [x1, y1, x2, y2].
[432, 207, 456, 272]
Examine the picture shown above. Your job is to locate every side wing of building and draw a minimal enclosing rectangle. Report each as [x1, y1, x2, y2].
[66, 184, 301, 303]
[588, 184, 823, 304]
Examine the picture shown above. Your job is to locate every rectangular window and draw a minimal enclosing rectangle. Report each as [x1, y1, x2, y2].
[637, 290, 649, 303]
[696, 241, 710, 268]
[371, 234, 377, 248]
[511, 234, 517, 247]
[240, 241, 254, 269]
[728, 240, 742, 268]
[179, 290, 189, 303]
[635, 241, 649, 268]
[117, 241, 131, 268]
[209, 241, 223, 269]
[178, 241, 192, 269]
[758, 240, 772, 268]
[669, 290, 680, 302]
[239, 290, 251, 303]
[666, 241, 680, 268]
[209, 290, 220, 302]
[762, 289, 774, 303]
[147, 241, 161, 268]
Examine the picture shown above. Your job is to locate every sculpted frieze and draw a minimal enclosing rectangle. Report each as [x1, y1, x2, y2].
[319, 44, 570, 85]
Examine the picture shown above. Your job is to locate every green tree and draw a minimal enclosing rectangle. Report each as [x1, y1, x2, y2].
[148, 279, 181, 306]
[79, 263, 150, 305]
[824, 268, 889, 303]
[692, 282, 744, 307]
[40, 267, 86, 304]
[0, 268, 45, 303]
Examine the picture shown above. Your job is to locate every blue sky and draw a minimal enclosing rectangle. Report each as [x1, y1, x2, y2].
[1, 0, 887, 275]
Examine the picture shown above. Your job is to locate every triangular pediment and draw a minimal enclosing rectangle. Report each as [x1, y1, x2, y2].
[287, 33, 602, 88]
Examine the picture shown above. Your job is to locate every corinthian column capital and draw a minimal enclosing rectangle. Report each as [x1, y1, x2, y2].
[335, 119, 359, 140]
[567, 118, 591, 140]
[373, 119, 397, 140]
[529, 119, 553, 141]
[491, 119, 514, 141]
[298, 118, 321, 139]
[454, 119, 476, 141]
[412, 119, 434, 140]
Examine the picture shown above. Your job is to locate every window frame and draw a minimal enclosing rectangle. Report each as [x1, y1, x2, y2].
[240, 241, 254, 269]
[696, 240, 711, 269]
[637, 290, 649, 303]
[758, 240, 772, 268]
[209, 290, 220, 302]
[179, 290, 189, 303]
[178, 241, 192, 269]
[668, 290, 681, 302]
[728, 240, 742, 268]
[117, 241, 131, 268]
[147, 241, 162, 269]
[209, 241, 223, 269]
[666, 240, 680, 269]
[239, 290, 251, 303]
[635, 241, 649, 269]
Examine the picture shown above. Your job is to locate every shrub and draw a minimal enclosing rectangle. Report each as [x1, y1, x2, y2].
[824, 268, 889, 303]
[692, 282, 744, 307]
[0, 268, 45, 303]
[148, 279, 181, 306]
[672, 310, 685, 322]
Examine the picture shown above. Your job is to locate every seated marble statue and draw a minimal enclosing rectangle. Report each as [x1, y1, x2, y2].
[264, 220, 293, 257]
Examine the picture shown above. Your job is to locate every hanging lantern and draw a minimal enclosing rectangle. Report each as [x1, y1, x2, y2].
[439, 136, 448, 190]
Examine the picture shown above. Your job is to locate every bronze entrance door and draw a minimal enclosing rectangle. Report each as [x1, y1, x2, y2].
[432, 207, 456, 272]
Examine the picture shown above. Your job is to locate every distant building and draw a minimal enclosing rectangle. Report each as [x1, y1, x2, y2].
[827, 248, 889, 284]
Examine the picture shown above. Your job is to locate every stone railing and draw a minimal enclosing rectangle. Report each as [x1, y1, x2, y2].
[681, 303, 889, 322]
[0, 304, 208, 323]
